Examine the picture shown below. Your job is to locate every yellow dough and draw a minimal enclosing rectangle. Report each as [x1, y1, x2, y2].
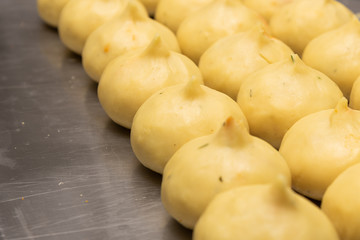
[237, 54, 343, 149]
[138, 0, 159, 16]
[322, 163, 360, 240]
[37, 0, 70, 27]
[130, 78, 248, 174]
[270, 0, 353, 54]
[279, 98, 360, 200]
[176, 0, 268, 64]
[350, 76, 360, 110]
[303, 17, 360, 99]
[242, 0, 293, 21]
[155, 0, 212, 33]
[161, 117, 291, 229]
[82, 2, 180, 82]
[58, 0, 147, 55]
[193, 178, 339, 240]
[98, 36, 202, 129]
[199, 27, 293, 100]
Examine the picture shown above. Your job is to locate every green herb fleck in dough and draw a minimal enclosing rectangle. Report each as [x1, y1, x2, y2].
[198, 143, 209, 149]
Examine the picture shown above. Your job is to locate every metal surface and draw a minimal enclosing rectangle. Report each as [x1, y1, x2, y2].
[0, 1, 359, 240]
[0, 1, 191, 239]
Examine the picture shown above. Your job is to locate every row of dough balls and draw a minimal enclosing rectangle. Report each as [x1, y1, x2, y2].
[37, 0, 360, 239]
[192, 155, 360, 240]
[36, 0, 287, 29]
[37, 0, 156, 28]
[37, 0, 360, 102]
[37, 0, 360, 129]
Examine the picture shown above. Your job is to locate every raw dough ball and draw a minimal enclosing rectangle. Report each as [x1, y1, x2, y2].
[237, 54, 343, 149]
[155, 0, 212, 33]
[270, 0, 353, 54]
[242, 0, 293, 21]
[303, 17, 360, 99]
[279, 98, 360, 200]
[58, 0, 147, 55]
[162, 117, 291, 229]
[37, 0, 70, 27]
[350, 76, 360, 110]
[130, 78, 248, 174]
[82, 3, 179, 82]
[322, 163, 360, 240]
[176, 0, 269, 64]
[193, 178, 339, 240]
[98, 36, 202, 129]
[199, 27, 293, 100]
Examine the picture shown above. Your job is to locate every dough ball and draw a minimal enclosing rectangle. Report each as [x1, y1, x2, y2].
[58, 0, 147, 55]
[155, 0, 212, 33]
[270, 0, 353, 54]
[193, 179, 339, 240]
[322, 163, 360, 240]
[176, 0, 268, 64]
[131, 78, 248, 174]
[279, 98, 360, 200]
[199, 26, 293, 99]
[98, 36, 201, 129]
[303, 17, 360, 99]
[82, 2, 179, 82]
[37, 0, 70, 27]
[162, 117, 290, 229]
[237, 54, 343, 149]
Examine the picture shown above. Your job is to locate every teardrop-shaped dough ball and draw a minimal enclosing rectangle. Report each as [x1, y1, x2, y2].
[131, 78, 249, 174]
[82, 3, 180, 82]
[98, 36, 202, 129]
[193, 179, 339, 240]
[155, 0, 212, 33]
[322, 163, 360, 240]
[59, 0, 147, 55]
[138, 0, 158, 16]
[279, 98, 360, 200]
[242, 0, 293, 22]
[37, 0, 70, 27]
[199, 27, 293, 100]
[303, 17, 360, 99]
[237, 55, 343, 149]
[177, 0, 269, 64]
[270, 0, 353, 54]
[162, 117, 291, 229]
[350, 76, 360, 110]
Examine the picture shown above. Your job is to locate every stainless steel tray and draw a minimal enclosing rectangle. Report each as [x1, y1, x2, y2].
[0, 1, 359, 239]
